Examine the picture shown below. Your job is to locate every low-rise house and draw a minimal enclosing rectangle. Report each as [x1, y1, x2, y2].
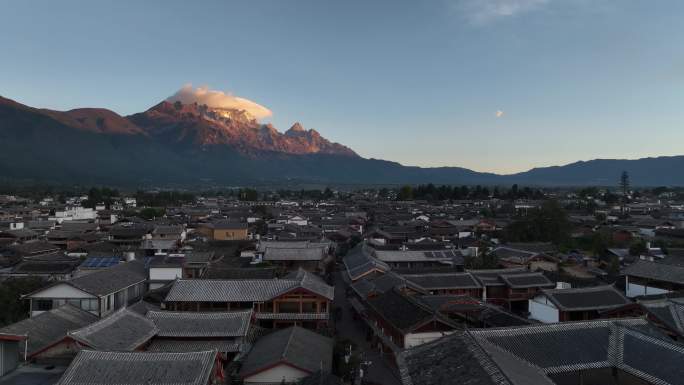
[256, 240, 331, 253]
[0, 333, 24, 376]
[364, 288, 459, 350]
[201, 266, 278, 280]
[528, 285, 632, 323]
[8, 241, 61, 259]
[47, 230, 101, 251]
[342, 245, 390, 282]
[489, 245, 554, 268]
[623, 259, 684, 298]
[6, 260, 79, 281]
[262, 246, 328, 272]
[107, 225, 150, 247]
[0, 229, 38, 244]
[239, 326, 332, 384]
[182, 251, 216, 278]
[417, 295, 532, 328]
[151, 225, 186, 243]
[147, 255, 184, 290]
[59, 222, 99, 233]
[146, 310, 252, 359]
[197, 221, 248, 241]
[400, 318, 684, 385]
[25, 220, 56, 232]
[66, 308, 158, 352]
[0, 305, 98, 364]
[141, 239, 179, 255]
[164, 270, 334, 330]
[56, 350, 223, 385]
[637, 296, 684, 340]
[402, 272, 483, 297]
[372, 248, 464, 269]
[50, 207, 96, 223]
[470, 268, 555, 313]
[23, 260, 147, 318]
[351, 272, 427, 300]
[365, 228, 405, 246]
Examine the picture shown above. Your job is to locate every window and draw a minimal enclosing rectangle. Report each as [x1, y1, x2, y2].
[81, 299, 98, 311]
[36, 299, 53, 311]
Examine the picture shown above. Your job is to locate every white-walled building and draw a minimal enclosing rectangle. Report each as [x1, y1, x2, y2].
[623, 259, 684, 298]
[23, 260, 147, 318]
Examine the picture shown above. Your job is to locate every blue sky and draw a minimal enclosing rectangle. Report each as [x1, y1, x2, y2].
[1, 0, 683, 174]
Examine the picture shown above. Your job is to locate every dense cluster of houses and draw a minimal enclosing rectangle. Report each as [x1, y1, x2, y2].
[0, 190, 683, 384]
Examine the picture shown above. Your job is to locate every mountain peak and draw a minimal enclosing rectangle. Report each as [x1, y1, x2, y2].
[128, 100, 358, 157]
[289, 122, 305, 132]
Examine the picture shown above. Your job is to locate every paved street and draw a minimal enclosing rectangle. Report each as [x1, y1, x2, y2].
[333, 271, 402, 385]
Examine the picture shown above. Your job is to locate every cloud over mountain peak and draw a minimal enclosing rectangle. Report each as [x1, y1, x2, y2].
[166, 84, 272, 120]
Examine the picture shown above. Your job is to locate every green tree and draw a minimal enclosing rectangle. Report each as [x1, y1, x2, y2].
[629, 240, 647, 256]
[0, 277, 48, 326]
[505, 200, 570, 246]
[239, 188, 258, 201]
[139, 207, 165, 220]
[398, 185, 413, 200]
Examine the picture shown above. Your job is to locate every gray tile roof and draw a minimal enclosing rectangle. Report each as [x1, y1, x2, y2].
[126, 300, 160, 316]
[146, 310, 251, 337]
[470, 268, 529, 287]
[255, 312, 329, 320]
[11, 261, 79, 274]
[468, 318, 684, 385]
[183, 251, 214, 265]
[68, 308, 157, 351]
[490, 247, 540, 264]
[0, 305, 98, 356]
[624, 259, 684, 285]
[298, 270, 335, 300]
[403, 273, 482, 290]
[342, 245, 390, 281]
[165, 272, 333, 303]
[401, 317, 684, 385]
[239, 326, 333, 378]
[366, 289, 458, 333]
[471, 321, 617, 371]
[146, 339, 241, 353]
[165, 279, 290, 302]
[351, 271, 426, 298]
[641, 299, 684, 336]
[540, 285, 631, 312]
[202, 266, 278, 279]
[47, 260, 147, 297]
[399, 330, 513, 385]
[620, 326, 684, 385]
[257, 240, 330, 253]
[263, 246, 325, 261]
[498, 273, 554, 289]
[373, 249, 460, 263]
[56, 350, 217, 385]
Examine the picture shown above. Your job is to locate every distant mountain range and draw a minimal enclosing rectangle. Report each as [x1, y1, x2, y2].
[0, 95, 682, 187]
